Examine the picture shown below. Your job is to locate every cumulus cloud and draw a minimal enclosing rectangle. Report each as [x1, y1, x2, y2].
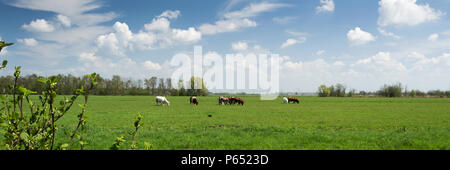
[93, 10, 201, 56]
[172, 27, 202, 43]
[18, 38, 39, 46]
[143, 60, 162, 70]
[347, 27, 376, 46]
[428, 33, 439, 41]
[316, 0, 335, 13]
[354, 52, 406, 72]
[57, 15, 71, 27]
[199, 2, 288, 35]
[144, 17, 171, 32]
[22, 19, 55, 32]
[231, 41, 249, 51]
[378, 0, 444, 26]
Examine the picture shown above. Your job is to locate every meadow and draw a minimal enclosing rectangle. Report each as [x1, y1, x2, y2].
[5, 95, 450, 150]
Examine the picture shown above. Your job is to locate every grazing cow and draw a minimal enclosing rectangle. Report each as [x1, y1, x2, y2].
[288, 97, 299, 104]
[219, 97, 230, 105]
[156, 96, 170, 106]
[283, 97, 289, 104]
[234, 97, 244, 105]
[190, 96, 199, 105]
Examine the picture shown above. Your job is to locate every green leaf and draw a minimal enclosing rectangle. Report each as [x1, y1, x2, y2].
[0, 60, 7, 69]
[20, 133, 30, 143]
[37, 77, 47, 84]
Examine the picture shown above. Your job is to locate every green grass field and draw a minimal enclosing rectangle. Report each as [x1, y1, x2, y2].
[6, 96, 450, 150]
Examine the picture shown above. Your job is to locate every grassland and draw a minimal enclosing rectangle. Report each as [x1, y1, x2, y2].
[3, 96, 450, 150]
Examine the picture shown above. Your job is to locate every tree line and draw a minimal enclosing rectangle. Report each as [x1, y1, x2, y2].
[0, 74, 209, 96]
[318, 83, 450, 98]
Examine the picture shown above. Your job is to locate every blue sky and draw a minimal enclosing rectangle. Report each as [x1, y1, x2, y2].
[1, 0, 450, 92]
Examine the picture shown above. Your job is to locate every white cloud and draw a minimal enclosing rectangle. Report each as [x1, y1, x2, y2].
[143, 60, 162, 70]
[22, 19, 55, 32]
[92, 10, 202, 57]
[199, 2, 288, 35]
[171, 27, 202, 43]
[333, 61, 345, 67]
[316, 0, 335, 13]
[354, 52, 406, 72]
[11, 0, 102, 16]
[316, 50, 325, 56]
[158, 10, 181, 19]
[57, 15, 71, 27]
[18, 38, 39, 46]
[199, 18, 257, 35]
[79, 52, 98, 62]
[378, 28, 400, 39]
[96, 32, 122, 56]
[428, 33, 439, 41]
[11, 0, 117, 26]
[347, 27, 376, 46]
[281, 39, 299, 49]
[281, 31, 308, 49]
[378, 0, 444, 26]
[231, 41, 249, 51]
[224, 2, 290, 19]
[145, 17, 171, 32]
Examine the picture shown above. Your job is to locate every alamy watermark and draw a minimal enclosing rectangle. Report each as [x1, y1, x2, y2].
[170, 46, 280, 100]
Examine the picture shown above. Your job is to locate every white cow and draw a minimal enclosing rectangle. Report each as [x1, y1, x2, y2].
[156, 96, 170, 106]
[283, 97, 289, 104]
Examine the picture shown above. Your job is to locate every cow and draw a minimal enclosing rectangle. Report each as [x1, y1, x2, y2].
[283, 97, 289, 104]
[156, 96, 170, 106]
[234, 97, 244, 105]
[219, 97, 230, 105]
[288, 97, 299, 104]
[190, 96, 199, 105]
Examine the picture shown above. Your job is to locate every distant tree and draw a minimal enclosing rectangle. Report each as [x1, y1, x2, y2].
[347, 89, 356, 97]
[427, 90, 444, 97]
[188, 77, 208, 96]
[335, 84, 346, 97]
[359, 91, 367, 96]
[158, 78, 165, 95]
[329, 85, 336, 97]
[410, 90, 416, 97]
[378, 83, 402, 97]
[149, 77, 157, 95]
[318, 85, 330, 97]
[415, 90, 426, 97]
[178, 79, 186, 96]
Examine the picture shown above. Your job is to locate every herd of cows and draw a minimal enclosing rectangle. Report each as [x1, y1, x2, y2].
[155, 96, 301, 106]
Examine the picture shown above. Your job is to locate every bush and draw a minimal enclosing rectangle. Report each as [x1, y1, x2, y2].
[427, 90, 444, 97]
[0, 41, 148, 150]
[378, 83, 403, 97]
[318, 85, 330, 97]
[410, 90, 416, 97]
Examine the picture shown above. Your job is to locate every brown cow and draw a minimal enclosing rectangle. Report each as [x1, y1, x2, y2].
[219, 97, 230, 105]
[235, 97, 244, 105]
[288, 97, 299, 104]
[190, 96, 199, 105]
